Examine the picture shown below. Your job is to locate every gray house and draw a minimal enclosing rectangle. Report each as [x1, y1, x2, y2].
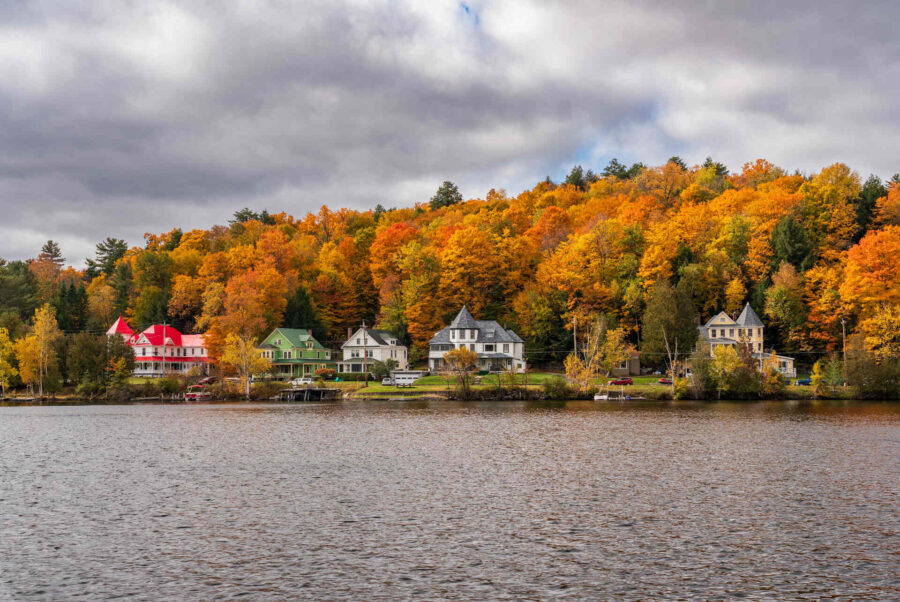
[428, 306, 527, 373]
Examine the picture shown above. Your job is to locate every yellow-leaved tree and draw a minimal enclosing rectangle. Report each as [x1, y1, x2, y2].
[859, 304, 900, 363]
[220, 333, 271, 399]
[14, 335, 39, 397]
[0, 327, 17, 398]
[442, 346, 479, 400]
[565, 318, 631, 392]
[25, 304, 62, 398]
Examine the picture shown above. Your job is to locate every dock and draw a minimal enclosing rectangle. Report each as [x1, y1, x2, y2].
[278, 387, 342, 402]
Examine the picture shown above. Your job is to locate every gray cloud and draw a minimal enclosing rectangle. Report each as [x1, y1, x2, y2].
[0, 0, 898, 265]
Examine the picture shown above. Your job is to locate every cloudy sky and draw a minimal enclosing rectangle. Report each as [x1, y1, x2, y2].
[1, 0, 898, 265]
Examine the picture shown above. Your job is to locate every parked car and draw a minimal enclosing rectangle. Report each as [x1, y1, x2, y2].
[381, 377, 394, 386]
[658, 378, 673, 385]
[290, 377, 315, 386]
[795, 378, 812, 386]
[184, 385, 211, 402]
[610, 377, 633, 386]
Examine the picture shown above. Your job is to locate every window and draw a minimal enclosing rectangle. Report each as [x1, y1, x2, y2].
[273, 338, 282, 346]
[485, 344, 494, 352]
[306, 342, 313, 349]
[469, 344, 475, 351]
[711, 329, 716, 338]
[356, 338, 361, 345]
[729, 328, 734, 337]
[503, 344, 509, 353]
[284, 351, 292, 359]
[366, 350, 373, 358]
[619, 361, 628, 369]
[757, 328, 762, 337]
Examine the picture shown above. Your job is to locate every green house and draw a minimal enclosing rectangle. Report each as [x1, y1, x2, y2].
[257, 328, 336, 379]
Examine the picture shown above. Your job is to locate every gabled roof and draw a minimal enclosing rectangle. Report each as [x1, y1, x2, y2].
[341, 327, 402, 348]
[137, 324, 183, 346]
[269, 328, 328, 349]
[106, 316, 134, 337]
[429, 308, 524, 345]
[449, 306, 478, 329]
[703, 311, 736, 328]
[736, 303, 764, 327]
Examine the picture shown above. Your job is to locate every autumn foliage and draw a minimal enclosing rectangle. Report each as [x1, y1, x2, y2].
[3, 160, 900, 370]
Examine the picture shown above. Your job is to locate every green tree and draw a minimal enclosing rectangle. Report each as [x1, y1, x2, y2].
[668, 156, 687, 170]
[702, 156, 729, 176]
[771, 215, 813, 271]
[853, 174, 886, 239]
[0, 259, 38, 320]
[52, 283, 88, 332]
[85, 238, 128, 278]
[429, 181, 463, 210]
[109, 261, 133, 316]
[640, 281, 698, 367]
[67, 333, 106, 387]
[564, 165, 596, 191]
[602, 158, 644, 180]
[370, 358, 398, 380]
[39, 240, 65, 266]
[283, 285, 327, 342]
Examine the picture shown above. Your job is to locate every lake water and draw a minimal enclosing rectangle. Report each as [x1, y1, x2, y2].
[1, 401, 898, 600]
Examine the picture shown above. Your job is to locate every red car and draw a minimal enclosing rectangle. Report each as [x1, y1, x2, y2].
[610, 377, 633, 385]
[658, 378, 673, 385]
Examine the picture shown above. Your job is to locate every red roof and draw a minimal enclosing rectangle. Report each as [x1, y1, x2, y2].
[134, 324, 184, 347]
[106, 316, 134, 337]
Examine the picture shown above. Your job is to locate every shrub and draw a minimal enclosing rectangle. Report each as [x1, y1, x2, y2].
[206, 380, 243, 400]
[250, 381, 283, 400]
[315, 368, 336, 380]
[158, 375, 188, 398]
[845, 334, 900, 399]
[542, 377, 575, 400]
[673, 378, 691, 400]
[76, 379, 105, 400]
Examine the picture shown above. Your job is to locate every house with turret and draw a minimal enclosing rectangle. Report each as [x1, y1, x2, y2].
[698, 303, 795, 377]
[428, 306, 526, 373]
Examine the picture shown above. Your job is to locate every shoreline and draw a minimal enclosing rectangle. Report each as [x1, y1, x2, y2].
[2, 391, 891, 406]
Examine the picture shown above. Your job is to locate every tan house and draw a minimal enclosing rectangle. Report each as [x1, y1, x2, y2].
[699, 303, 796, 378]
[611, 351, 641, 377]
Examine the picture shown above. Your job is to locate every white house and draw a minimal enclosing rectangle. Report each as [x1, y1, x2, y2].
[428, 306, 526, 373]
[108, 319, 210, 377]
[338, 327, 409, 373]
[699, 303, 796, 378]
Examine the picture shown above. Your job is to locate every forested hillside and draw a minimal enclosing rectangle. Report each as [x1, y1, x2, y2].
[2, 158, 899, 368]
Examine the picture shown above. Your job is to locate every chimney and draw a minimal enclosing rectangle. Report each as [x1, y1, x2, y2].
[347, 327, 352, 339]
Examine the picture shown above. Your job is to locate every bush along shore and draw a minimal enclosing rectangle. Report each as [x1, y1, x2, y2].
[5, 347, 900, 406]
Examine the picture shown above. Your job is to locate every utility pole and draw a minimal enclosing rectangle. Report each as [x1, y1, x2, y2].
[362, 320, 368, 388]
[162, 321, 166, 376]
